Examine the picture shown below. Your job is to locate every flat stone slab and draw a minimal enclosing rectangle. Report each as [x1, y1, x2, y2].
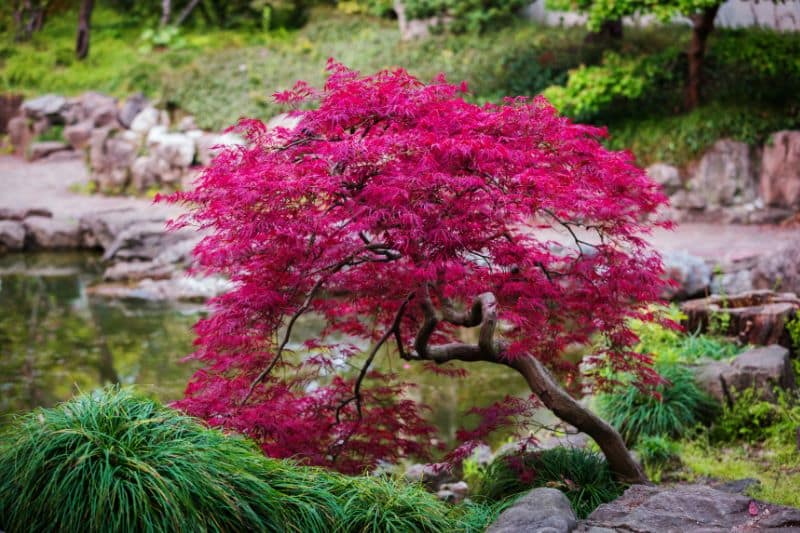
[576, 484, 800, 532]
[489, 487, 577, 533]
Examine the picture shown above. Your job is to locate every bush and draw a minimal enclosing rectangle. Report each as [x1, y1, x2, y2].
[597, 361, 719, 446]
[475, 447, 623, 519]
[635, 435, 680, 481]
[0, 387, 478, 533]
[710, 388, 800, 445]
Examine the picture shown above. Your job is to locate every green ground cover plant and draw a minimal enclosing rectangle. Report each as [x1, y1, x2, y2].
[474, 447, 623, 518]
[0, 386, 503, 533]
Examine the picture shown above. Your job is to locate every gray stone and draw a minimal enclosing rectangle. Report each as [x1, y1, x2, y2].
[7, 115, 30, 153]
[646, 163, 683, 194]
[0, 220, 26, 251]
[118, 93, 149, 128]
[64, 120, 94, 150]
[0, 207, 52, 221]
[488, 487, 577, 533]
[690, 139, 757, 207]
[28, 141, 70, 161]
[177, 115, 198, 131]
[661, 250, 712, 299]
[130, 107, 166, 135]
[403, 463, 457, 491]
[22, 94, 67, 120]
[194, 131, 243, 166]
[24, 216, 81, 249]
[266, 112, 301, 131]
[88, 275, 233, 302]
[147, 127, 195, 168]
[752, 237, 800, 296]
[103, 260, 175, 282]
[669, 189, 706, 210]
[693, 345, 795, 404]
[576, 484, 800, 532]
[760, 130, 800, 209]
[440, 481, 469, 498]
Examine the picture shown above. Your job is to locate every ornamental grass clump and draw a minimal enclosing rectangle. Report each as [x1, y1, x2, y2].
[475, 447, 623, 518]
[0, 386, 501, 533]
[0, 386, 338, 532]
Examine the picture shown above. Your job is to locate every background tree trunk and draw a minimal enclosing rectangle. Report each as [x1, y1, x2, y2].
[160, 0, 172, 26]
[686, 5, 720, 110]
[584, 18, 623, 43]
[75, 0, 94, 60]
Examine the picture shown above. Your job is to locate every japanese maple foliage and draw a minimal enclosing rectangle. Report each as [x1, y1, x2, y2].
[167, 60, 669, 475]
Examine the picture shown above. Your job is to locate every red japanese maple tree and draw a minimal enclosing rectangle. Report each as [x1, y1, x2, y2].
[168, 61, 669, 483]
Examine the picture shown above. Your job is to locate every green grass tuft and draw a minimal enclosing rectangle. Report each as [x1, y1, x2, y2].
[0, 386, 482, 533]
[597, 361, 719, 446]
[474, 447, 623, 519]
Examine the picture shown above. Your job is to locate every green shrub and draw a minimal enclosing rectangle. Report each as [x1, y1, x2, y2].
[635, 435, 680, 481]
[0, 386, 474, 533]
[475, 447, 623, 519]
[402, 0, 530, 33]
[710, 388, 800, 445]
[628, 307, 744, 364]
[598, 361, 719, 445]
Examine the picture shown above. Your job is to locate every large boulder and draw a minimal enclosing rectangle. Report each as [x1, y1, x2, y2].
[0, 220, 26, 251]
[646, 163, 683, 195]
[64, 120, 94, 150]
[694, 345, 796, 404]
[752, 236, 800, 296]
[130, 107, 167, 136]
[21, 94, 67, 122]
[23, 216, 81, 249]
[760, 130, 800, 209]
[146, 126, 195, 168]
[28, 141, 69, 161]
[118, 93, 149, 128]
[193, 131, 243, 166]
[576, 484, 800, 532]
[661, 250, 712, 299]
[488, 488, 577, 533]
[688, 139, 757, 207]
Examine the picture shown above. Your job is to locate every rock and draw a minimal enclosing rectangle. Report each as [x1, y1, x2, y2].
[668, 189, 706, 211]
[130, 107, 166, 135]
[661, 250, 712, 299]
[488, 487, 577, 533]
[760, 130, 800, 209]
[177, 115, 198, 131]
[0, 220, 26, 251]
[694, 345, 795, 404]
[689, 139, 757, 207]
[88, 275, 233, 302]
[24, 216, 81, 249]
[714, 477, 761, 494]
[118, 93, 148, 128]
[63, 120, 94, 150]
[266, 112, 302, 131]
[102, 220, 198, 263]
[103, 260, 175, 282]
[28, 141, 70, 161]
[63, 92, 117, 126]
[394, 0, 451, 40]
[79, 208, 168, 250]
[147, 127, 195, 168]
[436, 489, 458, 502]
[646, 163, 682, 195]
[575, 484, 800, 532]
[194, 131, 243, 166]
[7, 115, 31, 153]
[21, 94, 67, 121]
[404, 463, 458, 491]
[0, 207, 52, 220]
[440, 481, 469, 499]
[682, 290, 800, 348]
[752, 236, 800, 296]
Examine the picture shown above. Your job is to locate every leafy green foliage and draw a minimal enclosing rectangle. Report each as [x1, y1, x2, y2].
[546, 0, 723, 31]
[598, 361, 719, 445]
[629, 307, 743, 365]
[710, 388, 800, 445]
[635, 435, 680, 481]
[786, 311, 800, 354]
[475, 447, 623, 519]
[402, 0, 530, 32]
[0, 386, 487, 533]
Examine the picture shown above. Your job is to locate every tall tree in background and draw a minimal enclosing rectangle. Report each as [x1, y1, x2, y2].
[547, 0, 725, 109]
[167, 62, 670, 484]
[75, 0, 94, 60]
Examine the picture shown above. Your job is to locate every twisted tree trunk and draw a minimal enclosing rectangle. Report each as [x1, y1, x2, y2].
[408, 287, 647, 485]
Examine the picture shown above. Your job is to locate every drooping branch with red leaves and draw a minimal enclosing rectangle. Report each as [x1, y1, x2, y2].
[166, 60, 669, 482]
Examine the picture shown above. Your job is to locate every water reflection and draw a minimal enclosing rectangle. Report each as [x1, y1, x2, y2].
[0, 253, 201, 418]
[0, 253, 533, 448]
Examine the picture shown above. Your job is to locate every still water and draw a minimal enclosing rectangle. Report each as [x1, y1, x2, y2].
[0, 253, 533, 448]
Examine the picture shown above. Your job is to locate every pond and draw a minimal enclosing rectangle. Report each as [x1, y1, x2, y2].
[0, 252, 537, 449]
